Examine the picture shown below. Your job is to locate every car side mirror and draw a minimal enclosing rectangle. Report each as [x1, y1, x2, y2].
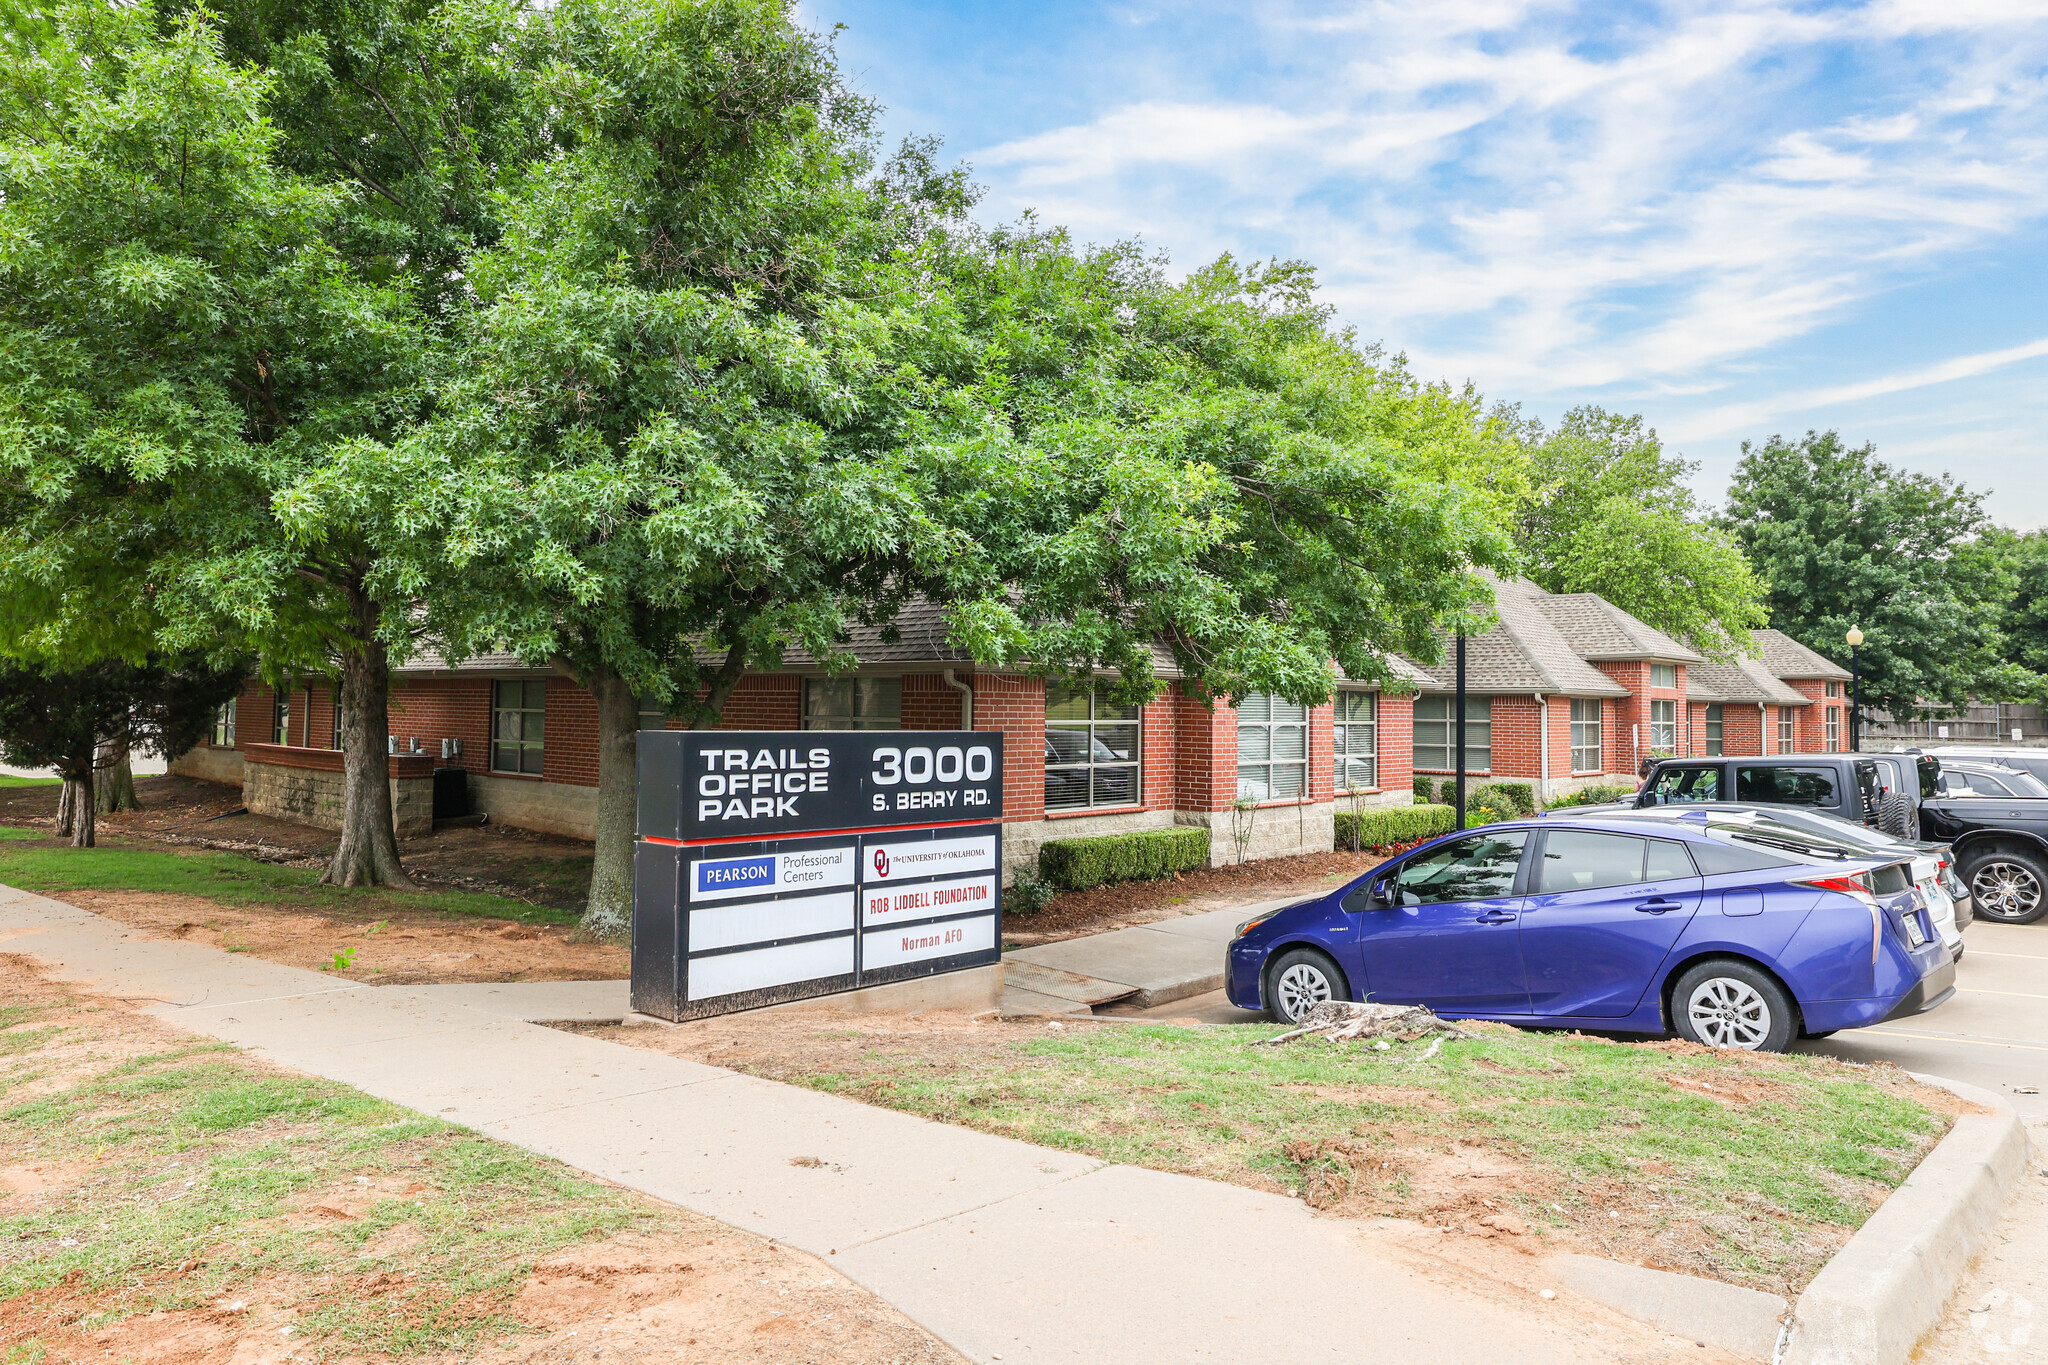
[1342, 876, 1396, 913]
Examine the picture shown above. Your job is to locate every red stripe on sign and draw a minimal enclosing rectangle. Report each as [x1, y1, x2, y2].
[642, 836, 684, 847]
[671, 817, 993, 848]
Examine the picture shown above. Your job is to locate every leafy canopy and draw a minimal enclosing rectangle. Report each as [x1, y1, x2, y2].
[1517, 407, 1765, 661]
[1722, 431, 2026, 719]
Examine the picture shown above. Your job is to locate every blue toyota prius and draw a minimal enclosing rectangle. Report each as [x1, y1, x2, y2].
[1226, 810, 1956, 1051]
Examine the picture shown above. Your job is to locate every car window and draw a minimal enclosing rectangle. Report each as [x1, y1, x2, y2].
[1397, 832, 1528, 905]
[1690, 839, 1798, 873]
[1954, 768, 2017, 796]
[1644, 839, 1698, 881]
[2003, 769, 2048, 798]
[1646, 766, 1721, 804]
[1534, 831, 1650, 893]
[1735, 765, 1837, 807]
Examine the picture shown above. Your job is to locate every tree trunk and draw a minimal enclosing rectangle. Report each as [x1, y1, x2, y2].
[59, 763, 95, 847]
[325, 583, 413, 888]
[95, 734, 139, 813]
[577, 666, 641, 944]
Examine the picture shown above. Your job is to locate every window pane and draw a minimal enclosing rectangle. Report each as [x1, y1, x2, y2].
[1535, 831, 1648, 893]
[1735, 766, 1836, 805]
[1094, 724, 1139, 761]
[1045, 727, 1093, 764]
[1415, 696, 1447, 721]
[1271, 725, 1306, 760]
[1098, 697, 1140, 721]
[1236, 725, 1270, 761]
[1398, 832, 1528, 905]
[1645, 840, 1697, 882]
[1237, 693, 1270, 722]
[523, 745, 545, 775]
[1270, 763, 1305, 797]
[1269, 698, 1308, 723]
[1045, 769, 1091, 810]
[1093, 766, 1138, 805]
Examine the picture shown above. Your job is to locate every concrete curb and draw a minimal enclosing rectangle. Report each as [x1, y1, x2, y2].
[1778, 1071, 2028, 1365]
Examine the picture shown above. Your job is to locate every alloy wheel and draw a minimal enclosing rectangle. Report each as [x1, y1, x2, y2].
[1686, 977, 1772, 1050]
[1275, 962, 1334, 1020]
[1971, 861, 2044, 922]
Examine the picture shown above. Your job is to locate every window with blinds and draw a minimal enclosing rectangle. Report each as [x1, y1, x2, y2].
[1044, 686, 1141, 810]
[803, 677, 901, 730]
[492, 680, 547, 775]
[1570, 699, 1602, 772]
[1414, 696, 1491, 773]
[1333, 692, 1377, 792]
[1237, 694, 1307, 799]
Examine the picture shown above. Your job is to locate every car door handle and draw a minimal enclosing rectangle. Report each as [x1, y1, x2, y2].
[1635, 899, 1684, 914]
[1475, 910, 1518, 924]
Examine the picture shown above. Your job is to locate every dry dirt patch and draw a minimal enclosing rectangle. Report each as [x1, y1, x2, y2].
[0, 954, 959, 1365]
[61, 889, 627, 985]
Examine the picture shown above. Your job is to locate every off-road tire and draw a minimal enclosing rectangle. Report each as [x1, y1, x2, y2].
[1265, 947, 1348, 1024]
[1671, 959, 1798, 1053]
[1963, 848, 2048, 925]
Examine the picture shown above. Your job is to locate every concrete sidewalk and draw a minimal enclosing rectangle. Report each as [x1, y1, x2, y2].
[0, 885, 1716, 1364]
[1000, 896, 1302, 1017]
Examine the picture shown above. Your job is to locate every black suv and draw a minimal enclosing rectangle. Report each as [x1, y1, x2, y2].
[1628, 753, 2048, 924]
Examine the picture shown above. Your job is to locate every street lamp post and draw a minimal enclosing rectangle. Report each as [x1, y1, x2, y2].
[1845, 627, 1864, 752]
[1454, 632, 1468, 831]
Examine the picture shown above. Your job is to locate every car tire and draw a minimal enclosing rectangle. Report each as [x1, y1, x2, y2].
[1265, 947, 1347, 1024]
[1963, 849, 2048, 925]
[1671, 960, 1797, 1053]
[1879, 790, 1911, 839]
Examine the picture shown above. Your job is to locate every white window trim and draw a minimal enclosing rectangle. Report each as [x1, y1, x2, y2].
[491, 679, 547, 776]
[1414, 695, 1493, 775]
[1045, 685, 1143, 811]
[1569, 698, 1602, 774]
[1333, 691, 1378, 793]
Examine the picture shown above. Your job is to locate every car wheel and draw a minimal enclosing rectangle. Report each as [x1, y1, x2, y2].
[1964, 851, 2048, 925]
[1879, 791, 1911, 839]
[1266, 948, 1346, 1024]
[1671, 960, 1797, 1053]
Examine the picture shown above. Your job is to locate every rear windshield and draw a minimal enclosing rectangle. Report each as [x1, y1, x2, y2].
[1689, 841, 1798, 873]
[1870, 863, 1912, 895]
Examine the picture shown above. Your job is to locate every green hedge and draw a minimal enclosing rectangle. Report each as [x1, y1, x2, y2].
[1411, 775, 1436, 804]
[1334, 804, 1457, 852]
[1468, 781, 1535, 817]
[1038, 826, 1212, 892]
[1544, 783, 1637, 810]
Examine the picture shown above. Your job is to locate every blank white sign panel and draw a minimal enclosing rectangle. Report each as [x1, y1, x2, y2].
[687, 937, 854, 1001]
[689, 891, 855, 951]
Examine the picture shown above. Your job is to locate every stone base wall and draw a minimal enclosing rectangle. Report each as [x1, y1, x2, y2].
[1181, 800, 1336, 868]
[244, 762, 435, 838]
[468, 774, 600, 840]
[167, 745, 244, 786]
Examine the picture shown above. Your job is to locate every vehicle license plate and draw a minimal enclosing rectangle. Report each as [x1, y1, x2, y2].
[1903, 912, 1928, 947]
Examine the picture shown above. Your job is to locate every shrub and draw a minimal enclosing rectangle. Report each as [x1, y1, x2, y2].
[1334, 804, 1457, 852]
[1468, 781, 1535, 818]
[1008, 867, 1056, 915]
[1037, 826, 1211, 892]
[1544, 783, 1637, 810]
[1411, 775, 1435, 804]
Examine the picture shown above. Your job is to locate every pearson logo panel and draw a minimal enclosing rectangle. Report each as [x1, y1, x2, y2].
[689, 845, 857, 903]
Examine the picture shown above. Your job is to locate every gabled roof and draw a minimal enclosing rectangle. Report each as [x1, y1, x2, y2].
[1521, 587, 1706, 664]
[1398, 577, 1629, 698]
[1750, 628, 1852, 681]
[1686, 655, 1812, 706]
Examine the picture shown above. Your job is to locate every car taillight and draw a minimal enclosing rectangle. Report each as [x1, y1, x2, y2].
[1797, 873, 1883, 964]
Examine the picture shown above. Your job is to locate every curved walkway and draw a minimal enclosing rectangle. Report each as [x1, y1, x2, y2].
[0, 884, 1727, 1364]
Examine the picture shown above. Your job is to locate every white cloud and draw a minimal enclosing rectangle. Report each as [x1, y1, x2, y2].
[967, 0, 2048, 397]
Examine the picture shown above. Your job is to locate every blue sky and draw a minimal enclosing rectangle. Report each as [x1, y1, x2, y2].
[805, 0, 2048, 526]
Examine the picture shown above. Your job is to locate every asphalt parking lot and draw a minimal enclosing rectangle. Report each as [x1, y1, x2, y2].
[1802, 918, 2048, 1116]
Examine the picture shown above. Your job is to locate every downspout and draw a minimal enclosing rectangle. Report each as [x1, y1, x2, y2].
[1759, 702, 1768, 757]
[1535, 694, 1548, 803]
[942, 669, 974, 731]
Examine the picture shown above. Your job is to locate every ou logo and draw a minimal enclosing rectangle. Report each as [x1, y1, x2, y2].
[872, 848, 891, 878]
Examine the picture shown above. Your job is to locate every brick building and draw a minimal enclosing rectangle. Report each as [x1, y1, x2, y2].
[172, 582, 1853, 874]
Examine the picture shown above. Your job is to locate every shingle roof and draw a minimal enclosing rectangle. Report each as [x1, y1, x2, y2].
[1522, 588, 1705, 664]
[1398, 577, 1629, 698]
[1685, 655, 1812, 706]
[1750, 628, 1852, 681]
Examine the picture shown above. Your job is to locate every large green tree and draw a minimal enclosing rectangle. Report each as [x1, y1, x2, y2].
[1722, 430, 2024, 720]
[409, 0, 1519, 939]
[1517, 407, 1765, 659]
[0, 1, 551, 887]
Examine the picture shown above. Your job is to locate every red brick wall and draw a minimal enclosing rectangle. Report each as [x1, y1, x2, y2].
[716, 674, 801, 730]
[1173, 688, 1235, 812]
[901, 672, 967, 731]
[1378, 693, 1415, 794]
[1720, 703, 1763, 757]
[970, 673, 1045, 822]
[1308, 699, 1335, 802]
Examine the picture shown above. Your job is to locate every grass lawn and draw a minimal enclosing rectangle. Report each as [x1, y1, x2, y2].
[0, 960, 956, 1364]
[627, 1013, 1951, 1297]
[2, 1015, 649, 1356]
[0, 834, 577, 926]
[0, 776, 60, 788]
